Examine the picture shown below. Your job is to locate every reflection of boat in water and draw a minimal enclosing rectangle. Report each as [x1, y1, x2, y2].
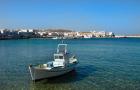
[29, 43, 78, 81]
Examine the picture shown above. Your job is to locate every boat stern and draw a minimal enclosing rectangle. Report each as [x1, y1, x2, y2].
[29, 65, 35, 81]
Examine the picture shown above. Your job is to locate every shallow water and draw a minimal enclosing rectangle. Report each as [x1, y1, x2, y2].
[0, 38, 140, 90]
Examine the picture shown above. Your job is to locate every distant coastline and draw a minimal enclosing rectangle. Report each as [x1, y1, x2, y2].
[0, 28, 140, 40]
[115, 34, 140, 38]
[0, 28, 115, 40]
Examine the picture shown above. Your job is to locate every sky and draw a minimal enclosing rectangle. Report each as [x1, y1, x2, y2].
[0, 0, 140, 34]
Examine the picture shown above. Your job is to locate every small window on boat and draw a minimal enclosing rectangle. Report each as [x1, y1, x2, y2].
[59, 56, 63, 59]
[55, 56, 59, 59]
[54, 55, 63, 59]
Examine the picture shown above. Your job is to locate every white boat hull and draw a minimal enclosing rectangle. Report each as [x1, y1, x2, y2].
[29, 64, 77, 80]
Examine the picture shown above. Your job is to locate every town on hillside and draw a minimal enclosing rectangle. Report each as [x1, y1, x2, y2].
[0, 29, 115, 40]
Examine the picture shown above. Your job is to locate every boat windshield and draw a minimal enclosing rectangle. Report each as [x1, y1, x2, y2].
[54, 54, 64, 59]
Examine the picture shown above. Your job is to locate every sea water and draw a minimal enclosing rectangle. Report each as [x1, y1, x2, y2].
[0, 38, 140, 90]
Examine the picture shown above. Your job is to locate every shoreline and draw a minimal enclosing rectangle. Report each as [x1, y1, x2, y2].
[0, 37, 140, 40]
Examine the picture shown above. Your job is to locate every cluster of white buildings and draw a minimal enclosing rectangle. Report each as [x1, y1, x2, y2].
[36, 30, 115, 38]
[0, 29, 34, 34]
[62, 31, 115, 38]
[0, 28, 115, 39]
[0, 29, 35, 39]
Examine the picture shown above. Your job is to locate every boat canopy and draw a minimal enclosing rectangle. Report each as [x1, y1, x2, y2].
[57, 44, 67, 54]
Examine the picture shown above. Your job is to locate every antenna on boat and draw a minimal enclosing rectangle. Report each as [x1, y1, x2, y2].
[61, 36, 64, 44]
[62, 39, 64, 44]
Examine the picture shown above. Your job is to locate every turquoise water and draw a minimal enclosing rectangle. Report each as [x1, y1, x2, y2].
[0, 38, 140, 90]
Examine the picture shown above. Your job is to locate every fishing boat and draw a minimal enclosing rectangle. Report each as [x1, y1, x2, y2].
[29, 43, 78, 81]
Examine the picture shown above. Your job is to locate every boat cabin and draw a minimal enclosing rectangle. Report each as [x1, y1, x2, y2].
[54, 53, 64, 61]
[53, 53, 65, 67]
[52, 44, 68, 67]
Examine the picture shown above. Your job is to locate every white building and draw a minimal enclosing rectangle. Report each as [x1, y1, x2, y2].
[108, 32, 113, 36]
[37, 31, 46, 36]
[64, 32, 76, 38]
[48, 32, 52, 36]
[18, 29, 28, 32]
[0, 29, 4, 34]
[28, 29, 33, 32]
[91, 31, 106, 37]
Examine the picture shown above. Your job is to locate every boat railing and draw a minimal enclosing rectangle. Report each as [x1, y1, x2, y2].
[57, 44, 67, 54]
